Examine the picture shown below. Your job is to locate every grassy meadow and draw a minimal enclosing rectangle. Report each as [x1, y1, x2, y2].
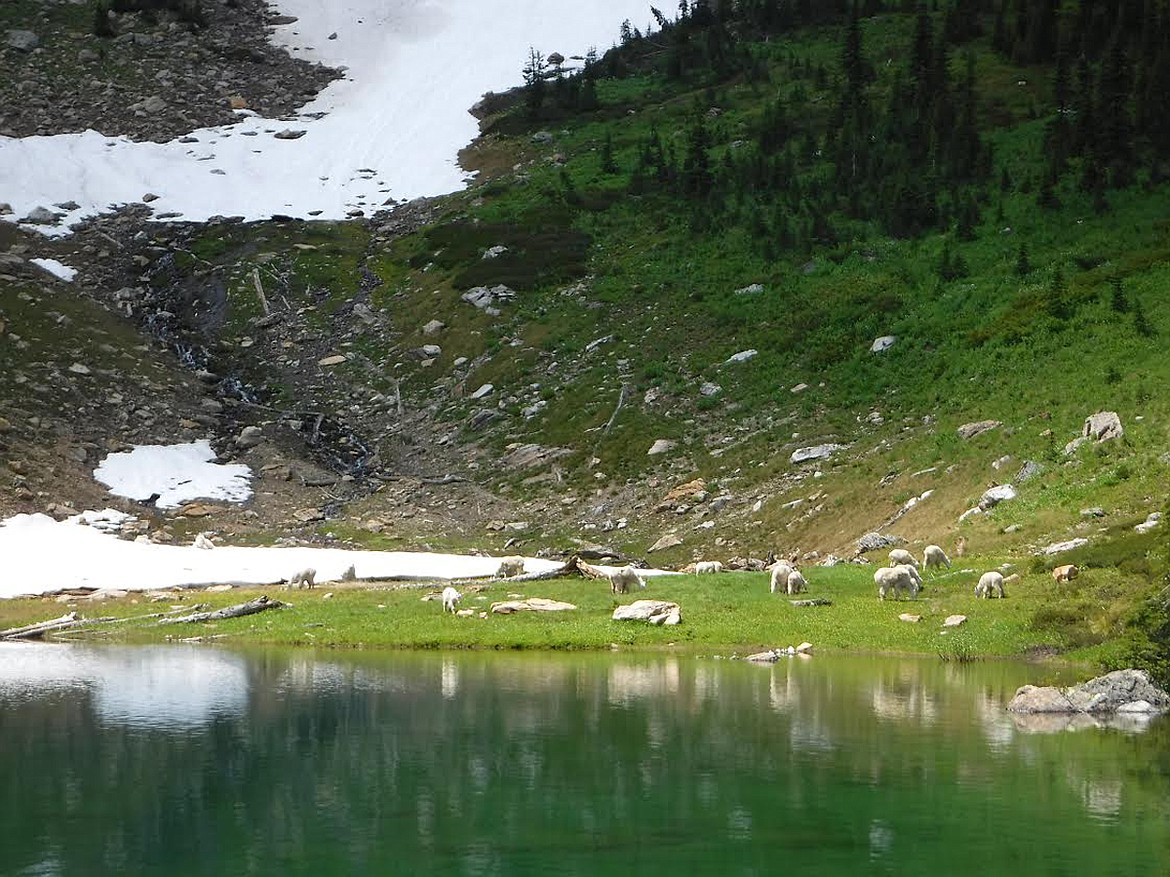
[2, 549, 1158, 668]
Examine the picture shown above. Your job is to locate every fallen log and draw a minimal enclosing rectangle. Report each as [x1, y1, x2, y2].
[0, 612, 83, 640]
[159, 595, 287, 624]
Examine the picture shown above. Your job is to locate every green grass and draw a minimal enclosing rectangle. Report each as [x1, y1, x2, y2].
[2, 558, 1135, 659]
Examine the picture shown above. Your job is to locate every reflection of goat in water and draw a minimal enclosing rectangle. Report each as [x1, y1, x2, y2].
[286, 568, 316, 589]
[609, 566, 646, 594]
[442, 586, 462, 613]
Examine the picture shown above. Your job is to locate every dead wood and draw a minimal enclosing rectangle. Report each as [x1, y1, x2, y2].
[158, 595, 287, 624]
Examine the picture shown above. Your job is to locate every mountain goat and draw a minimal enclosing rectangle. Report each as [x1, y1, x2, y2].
[1052, 564, 1078, 583]
[888, 548, 918, 568]
[609, 565, 647, 594]
[923, 544, 951, 571]
[975, 571, 1005, 598]
[441, 586, 462, 613]
[695, 561, 724, 574]
[769, 562, 794, 594]
[875, 566, 917, 600]
[786, 569, 808, 595]
[286, 568, 316, 590]
[495, 556, 525, 578]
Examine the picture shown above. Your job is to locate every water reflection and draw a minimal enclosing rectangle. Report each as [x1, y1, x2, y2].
[0, 646, 1167, 876]
[0, 642, 247, 729]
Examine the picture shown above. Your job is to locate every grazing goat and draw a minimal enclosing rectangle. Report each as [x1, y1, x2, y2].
[786, 569, 808, 595]
[695, 560, 724, 575]
[769, 562, 794, 594]
[286, 568, 316, 590]
[441, 586, 462, 613]
[899, 563, 923, 594]
[975, 571, 1006, 599]
[193, 532, 215, 550]
[1052, 564, 1079, 583]
[922, 544, 951, 572]
[495, 556, 525, 579]
[888, 548, 918, 568]
[954, 535, 968, 558]
[609, 565, 647, 595]
[875, 566, 917, 601]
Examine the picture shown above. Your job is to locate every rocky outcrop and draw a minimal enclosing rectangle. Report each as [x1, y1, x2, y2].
[1008, 669, 1170, 715]
[956, 419, 1001, 439]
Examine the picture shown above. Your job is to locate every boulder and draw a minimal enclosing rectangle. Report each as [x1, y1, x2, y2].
[647, 439, 676, 456]
[978, 483, 1017, 511]
[1040, 538, 1089, 555]
[790, 443, 846, 464]
[647, 533, 683, 553]
[1135, 512, 1162, 534]
[1016, 460, 1043, 482]
[5, 30, 39, 51]
[942, 614, 967, 627]
[956, 419, 1002, 439]
[612, 600, 682, 625]
[1083, 411, 1123, 442]
[1008, 669, 1170, 715]
[725, 349, 758, 364]
[856, 532, 901, 554]
[870, 335, 896, 353]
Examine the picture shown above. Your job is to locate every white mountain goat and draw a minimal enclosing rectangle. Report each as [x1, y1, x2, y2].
[495, 556, 525, 578]
[193, 532, 215, 550]
[286, 568, 316, 590]
[875, 566, 917, 601]
[609, 565, 647, 595]
[441, 586, 462, 613]
[695, 561, 724, 574]
[922, 544, 951, 572]
[975, 571, 1006, 599]
[786, 569, 808, 595]
[769, 562, 794, 594]
[888, 548, 918, 568]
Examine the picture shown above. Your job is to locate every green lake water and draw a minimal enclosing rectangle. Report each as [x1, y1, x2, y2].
[1, 644, 1167, 876]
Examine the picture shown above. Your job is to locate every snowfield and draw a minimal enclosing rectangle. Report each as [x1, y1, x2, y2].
[0, 0, 655, 235]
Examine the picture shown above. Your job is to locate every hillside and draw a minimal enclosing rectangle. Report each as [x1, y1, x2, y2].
[1, 1, 1168, 671]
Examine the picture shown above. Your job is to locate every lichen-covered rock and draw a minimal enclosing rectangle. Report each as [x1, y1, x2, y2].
[1083, 411, 1123, 442]
[956, 419, 1002, 439]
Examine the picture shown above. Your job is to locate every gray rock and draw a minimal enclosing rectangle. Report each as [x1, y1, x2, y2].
[1040, 538, 1089, 555]
[1135, 512, 1162, 534]
[1064, 436, 1089, 456]
[734, 283, 764, 295]
[1008, 669, 1170, 715]
[612, 600, 682, 625]
[791, 443, 846, 464]
[422, 319, 445, 335]
[1083, 410, 1123, 442]
[1016, 460, 1043, 482]
[979, 483, 1017, 511]
[856, 532, 902, 554]
[699, 382, 721, 396]
[234, 425, 264, 449]
[6, 30, 39, 51]
[469, 383, 493, 400]
[957, 419, 1002, 439]
[274, 129, 307, 140]
[725, 349, 757, 364]
[648, 533, 683, 553]
[467, 409, 499, 431]
[647, 439, 676, 456]
[20, 206, 61, 225]
[870, 335, 896, 353]
[1081, 507, 1106, 518]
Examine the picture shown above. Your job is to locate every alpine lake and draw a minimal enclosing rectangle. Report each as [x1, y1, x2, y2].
[2, 643, 1168, 876]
